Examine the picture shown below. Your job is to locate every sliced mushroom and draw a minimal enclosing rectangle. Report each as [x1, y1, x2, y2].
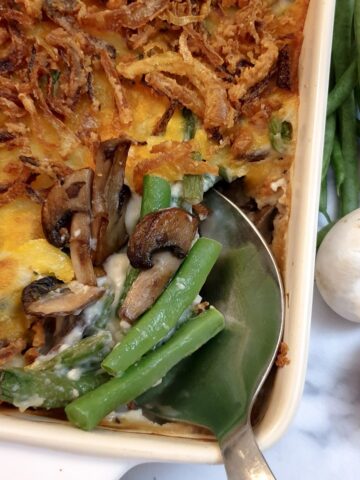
[91, 138, 131, 265]
[70, 212, 97, 286]
[119, 252, 182, 323]
[127, 208, 199, 269]
[22, 276, 104, 317]
[42, 168, 93, 247]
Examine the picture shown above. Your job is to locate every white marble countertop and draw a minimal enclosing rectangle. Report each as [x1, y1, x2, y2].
[1, 285, 360, 479]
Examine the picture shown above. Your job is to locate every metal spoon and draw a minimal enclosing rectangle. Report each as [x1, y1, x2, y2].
[137, 189, 284, 479]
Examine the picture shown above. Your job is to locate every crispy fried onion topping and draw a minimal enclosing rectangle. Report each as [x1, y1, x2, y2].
[81, 0, 170, 31]
[127, 140, 218, 193]
[117, 51, 235, 130]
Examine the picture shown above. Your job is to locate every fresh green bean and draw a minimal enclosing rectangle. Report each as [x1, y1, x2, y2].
[0, 369, 109, 410]
[332, 0, 354, 78]
[354, 0, 360, 84]
[321, 114, 336, 182]
[66, 307, 225, 430]
[338, 93, 359, 216]
[331, 136, 346, 197]
[332, 2, 359, 216]
[102, 237, 222, 376]
[327, 60, 357, 116]
[140, 175, 171, 218]
[26, 331, 113, 372]
[319, 178, 331, 223]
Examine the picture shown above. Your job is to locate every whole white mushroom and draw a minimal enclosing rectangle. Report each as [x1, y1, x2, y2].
[316, 209, 360, 322]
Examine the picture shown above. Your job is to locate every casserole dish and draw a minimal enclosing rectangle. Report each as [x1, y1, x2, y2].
[0, 0, 335, 464]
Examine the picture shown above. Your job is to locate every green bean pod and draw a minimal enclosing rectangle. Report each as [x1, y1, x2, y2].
[119, 175, 172, 310]
[354, 0, 360, 84]
[327, 60, 357, 117]
[338, 93, 359, 216]
[0, 369, 109, 410]
[26, 331, 113, 372]
[331, 136, 346, 197]
[321, 114, 336, 182]
[102, 237, 222, 376]
[140, 175, 171, 218]
[65, 307, 225, 431]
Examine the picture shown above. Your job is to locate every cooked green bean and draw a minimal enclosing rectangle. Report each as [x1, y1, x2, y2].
[119, 175, 171, 310]
[327, 60, 357, 116]
[0, 369, 109, 410]
[182, 107, 196, 141]
[26, 331, 113, 372]
[102, 237, 222, 376]
[140, 175, 171, 218]
[66, 307, 225, 430]
[183, 174, 203, 204]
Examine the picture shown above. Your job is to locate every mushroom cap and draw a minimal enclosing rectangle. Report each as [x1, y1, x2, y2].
[42, 168, 93, 248]
[127, 207, 199, 269]
[316, 209, 360, 322]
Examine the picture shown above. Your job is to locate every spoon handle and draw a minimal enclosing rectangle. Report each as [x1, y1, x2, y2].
[220, 425, 276, 480]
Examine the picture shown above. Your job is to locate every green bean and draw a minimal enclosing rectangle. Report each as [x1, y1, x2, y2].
[65, 307, 225, 430]
[182, 107, 196, 141]
[182, 109, 202, 204]
[319, 178, 331, 223]
[26, 331, 113, 372]
[332, 0, 354, 78]
[338, 93, 359, 216]
[354, 0, 360, 84]
[0, 369, 109, 410]
[327, 60, 357, 116]
[119, 175, 171, 310]
[321, 114, 336, 182]
[117, 266, 140, 309]
[183, 174, 203, 204]
[102, 237, 222, 376]
[332, 2, 359, 216]
[140, 175, 171, 218]
[331, 136, 346, 197]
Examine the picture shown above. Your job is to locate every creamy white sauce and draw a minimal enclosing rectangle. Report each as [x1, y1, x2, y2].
[60, 324, 86, 351]
[203, 174, 218, 193]
[14, 394, 44, 412]
[171, 182, 183, 199]
[125, 193, 142, 235]
[83, 295, 107, 324]
[67, 368, 82, 381]
[104, 253, 130, 305]
[105, 408, 154, 425]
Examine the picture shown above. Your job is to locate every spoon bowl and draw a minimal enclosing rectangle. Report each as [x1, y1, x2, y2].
[137, 190, 284, 479]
